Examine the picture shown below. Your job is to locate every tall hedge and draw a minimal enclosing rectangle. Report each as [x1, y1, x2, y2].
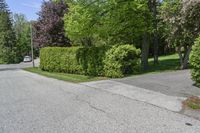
[77, 46, 109, 75]
[40, 46, 108, 76]
[190, 37, 200, 87]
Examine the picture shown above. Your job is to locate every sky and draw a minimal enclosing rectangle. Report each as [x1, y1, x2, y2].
[6, 0, 164, 21]
[6, 0, 43, 21]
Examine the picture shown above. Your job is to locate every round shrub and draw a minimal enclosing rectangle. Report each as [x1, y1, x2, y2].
[190, 37, 200, 87]
[103, 45, 141, 78]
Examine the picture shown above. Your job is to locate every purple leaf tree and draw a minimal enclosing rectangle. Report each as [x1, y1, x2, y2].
[33, 0, 70, 48]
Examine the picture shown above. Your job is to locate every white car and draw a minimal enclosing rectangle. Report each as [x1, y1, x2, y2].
[23, 56, 32, 62]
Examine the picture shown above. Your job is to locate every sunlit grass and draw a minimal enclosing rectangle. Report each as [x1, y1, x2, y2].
[24, 67, 107, 83]
[132, 54, 180, 75]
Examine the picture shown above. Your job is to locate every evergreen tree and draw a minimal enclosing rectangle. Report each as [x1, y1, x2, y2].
[0, 0, 17, 63]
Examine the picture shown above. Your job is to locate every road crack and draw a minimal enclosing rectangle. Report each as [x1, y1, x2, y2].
[75, 95, 106, 114]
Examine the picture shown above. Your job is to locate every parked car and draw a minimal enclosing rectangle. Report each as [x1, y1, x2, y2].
[23, 56, 32, 62]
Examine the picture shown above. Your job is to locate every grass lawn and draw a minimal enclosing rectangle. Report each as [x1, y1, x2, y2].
[24, 67, 107, 83]
[148, 54, 180, 71]
[133, 54, 181, 75]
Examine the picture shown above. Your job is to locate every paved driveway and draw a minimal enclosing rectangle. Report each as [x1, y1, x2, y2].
[0, 69, 200, 132]
[116, 70, 200, 97]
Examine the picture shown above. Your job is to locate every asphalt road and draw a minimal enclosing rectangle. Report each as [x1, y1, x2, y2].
[117, 70, 200, 97]
[1, 69, 200, 133]
[0, 58, 39, 71]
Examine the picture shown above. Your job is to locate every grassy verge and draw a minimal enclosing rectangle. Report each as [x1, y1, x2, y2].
[24, 54, 180, 82]
[24, 67, 107, 83]
[133, 54, 180, 75]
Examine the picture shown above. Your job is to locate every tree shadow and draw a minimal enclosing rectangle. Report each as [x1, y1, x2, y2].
[132, 58, 181, 76]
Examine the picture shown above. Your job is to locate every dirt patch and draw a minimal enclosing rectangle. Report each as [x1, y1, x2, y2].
[183, 96, 200, 110]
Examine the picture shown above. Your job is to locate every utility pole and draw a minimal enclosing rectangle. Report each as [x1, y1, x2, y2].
[30, 23, 35, 67]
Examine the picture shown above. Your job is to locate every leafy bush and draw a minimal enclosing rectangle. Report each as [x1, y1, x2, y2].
[40, 46, 108, 76]
[103, 45, 141, 78]
[190, 37, 200, 87]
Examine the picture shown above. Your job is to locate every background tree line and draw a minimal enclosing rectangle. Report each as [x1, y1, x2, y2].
[0, 0, 32, 64]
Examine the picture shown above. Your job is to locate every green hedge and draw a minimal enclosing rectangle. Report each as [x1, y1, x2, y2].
[77, 46, 108, 75]
[40, 46, 108, 76]
[190, 37, 200, 87]
[40, 45, 141, 78]
[40, 47, 82, 74]
[103, 45, 141, 78]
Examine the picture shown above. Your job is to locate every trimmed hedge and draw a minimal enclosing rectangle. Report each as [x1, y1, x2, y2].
[40, 47, 82, 74]
[40, 45, 141, 78]
[103, 45, 141, 78]
[190, 37, 200, 87]
[40, 46, 108, 76]
[77, 46, 109, 75]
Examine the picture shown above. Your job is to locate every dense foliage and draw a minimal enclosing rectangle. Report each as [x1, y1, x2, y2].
[0, 0, 17, 63]
[103, 45, 141, 78]
[64, 0, 151, 46]
[190, 37, 200, 87]
[13, 13, 31, 62]
[40, 46, 108, 76]
[40, 47, 82, 73]
[159, 0, 200, 69]
[40, 46, 140, 77]
[64, 0, 154, 71]
[33, 0, 70, 48]
[77, 46, 109, 75]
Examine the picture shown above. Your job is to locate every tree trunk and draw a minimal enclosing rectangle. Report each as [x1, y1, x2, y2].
[177, 46, 183, 65]
[152, 0, 159, 64]
[181, 47, 192, 69]
[141, 32, 150, 70]
[178, 46, 192, 69]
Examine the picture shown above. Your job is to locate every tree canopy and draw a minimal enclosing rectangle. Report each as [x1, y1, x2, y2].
[64, 0, 152, 46]
[159, 0, 200, 69]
